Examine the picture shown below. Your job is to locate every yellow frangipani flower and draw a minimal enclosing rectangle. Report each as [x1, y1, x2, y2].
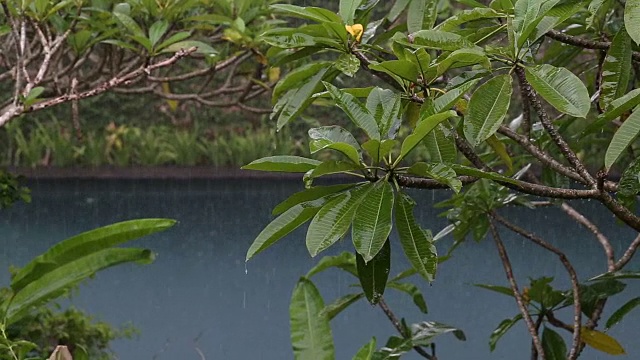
[345, 24, 364, 42]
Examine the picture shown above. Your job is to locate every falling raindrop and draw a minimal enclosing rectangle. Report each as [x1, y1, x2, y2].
[244, 262, 248, 275]
[243, 291, 246, 309]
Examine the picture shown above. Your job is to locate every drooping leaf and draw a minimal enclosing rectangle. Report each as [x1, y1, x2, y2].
[11, 219, 175, 293]
[321, 293, 364, 320]
[307, 184, 373, 257]
[581, 327, 626, 355]
[411, 321, 466, 345]
[387, 281, 428, 313]
[353, 338, 377, 360]
[433, 80, 480, 115]
[425, 124, 457, 163]
[290, 278, 336, 360]
[486, 135, 513, 172]
[242, 156, 321, 173]
[352, 181, 394, 262]
[589, 270, 640, 281]
[408, 162, 462, 193]
[274, 63, 332, 102]
[436, 8, 503, 31]
[323, 82, 380, 140]
[356, 239, 391, 304]
[524, 64, 590, 118]
[600, 28, 632, 110]
[625, 0, 640, 45]
[366, 88, 402, 139]
[307, 252, 358, 278]
[489, 314, 523, 351]
[574, 279, 626, 317]
[464, 74, 513, 147]
[6, 248, 155, 324]
[112, 10, 145, 38]
[542, 327, 567, 360]
[436, 49, 491, 77]
[605, 110, 640, 170]
[606, 297, 640, 330]
[247, 201, 326, 261]
[369, 60, 420, 83]
[304, 161, 363, 188]
[407, 30, 477, 51]
[309, 126, 363, 164]
[399, 111, 457, 162]
[273, 184, 358, 216]
[395, 192, 437, 282]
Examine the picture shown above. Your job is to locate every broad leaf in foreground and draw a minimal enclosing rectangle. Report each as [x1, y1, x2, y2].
[356, 239, 391, 304]
[605, 110, 640, 170]
[464, 74, 512, 147]
[395, 192, 437, 282]
[399, 110, 457, 162]
[625, 0, 640, 45]
[290, 277, 335, 360]
[542, 327, 567, 360]
[600, 28, 632, 110]
[242, 156, 321, 173]
[352, 181, 394, 262]
[324, 82, 380, 140]
[525, 64, 590, 118]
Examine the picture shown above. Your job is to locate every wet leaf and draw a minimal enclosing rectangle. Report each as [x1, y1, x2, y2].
[356, 239, 391, 304]
[542, 327, 567, 360]
[242, 156, 321, 173]
[605, 297, 640, 330]
[600, 28, 632, 110]
[605, 110, 640, 170]
[525, 64, 590, 118]
[464, 74, 513, 147]
[352, 181, 394, 262]
[489, 314, 522, 351]
[581, 327, 626, 355]
[290, 278, 335, 359]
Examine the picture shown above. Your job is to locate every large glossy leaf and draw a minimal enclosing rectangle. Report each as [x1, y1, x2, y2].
[542, 327, 567, 360]
[407, 30, 477, 51]
[356, 239, 391, 304]
[408, 162, 462, 193]
[412, 322, 466, 345]
[399, 111, 457, 162]
[600, 88, 640, 123]
[605, 110, 640, 170]
[436, 49, 490, 77]
[531, 0, 585, 42]
[600, 28, 632, 110]
[353, 338, 377, 360]
[352, 181, 394, 262]
[524, 64, 590, 118]
[304, 161, 364, 188]
[606, 297, 640, 330]
[242, 156, 321, 173]
[407, 0, 438, 33]
[307, 185, 373, 257]
[274, 62, 332, 101]
[369, 60, 420, 83]
[366, 88, 402, 139]
[273, 184, 357, 215]
[11, 219, 175, 293]
[324, 82, 380, 140]
[321, 293, 364, 320]
[395, 192, 437, 282]
[309, 126, 362, 164]
[273, 67, 333, 129]
[339, 0, 361, 24]
[489, 314, 522, 351]
[307, 252, 358, 277]
[247, 200, 326, 261]
[387, 282, 428, 313]
[6, 248, 154, 324]
[425, 124, 457, 163]
[433, 80, 480, 115]
[290, 277, 335, 360]
[625, 0, 640, 45]
[436, 8, 503, 31]
[581, 327, 626, 355]
[261, 29, 319, 49]
[514, 0, 560, 48]
[271, 4, 343, 23]
[464, 74, 513, 147]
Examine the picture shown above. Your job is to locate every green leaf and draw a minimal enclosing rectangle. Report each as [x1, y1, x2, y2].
[6, 248, 155, 324]
[407, 0, 438, 33]
[352, 181, 394, 262]
[486, 135, 513, 172]
[581, 327, 626, 355]
[599, 88, 640, 122]
[309, 126, 362, 164]
[489, 314, 522, 351]
[362, 139, 397, 163]
[387, 281, 428, 313]
[160, 40, 217, 55]
[11, 219, 175, 293]
[575, 279, 626, 317]
[436, 8, 503, 31]
[337, 53, 361, 77]
[321, 293, 364, 320]
[531, 0, 586, 42]
[605, 110, 640, 170]
[274, 67, 334, 129]
[155, 31, 192, 52]
[324, 82, 380, 140]
[408, 30, 477, 51]
[514, 0, 561, 48]
[436, 48, 490, 77]
[408, 162, 462, 193]
[356, 239, 391, 304]
[23, 86, 45, 107]
[290, 278, 335, 360]
[433, 80, 480, 113]
[589, 270, 640, 281]
[369, 60, 420, 83]
[261, 30, 319, 49]
[425, 124, 457, 163]
[273, 184, 358, 216]
[625, 0, 640, 45]
[606, 297, 640, 330]
[542, 327, 567, 360]
[242, 156, 321, 173]
[366, 88, 402, 139]
[353, 338, 377, 360]
[304, 161, 363, 187]
[148, 20, 169, 47]
[474, 284, 515, 297]
[464, 74, 513, 147]
[339, 0, 362, 24]
[411, 321, 466, 345]
[395, 192, 437, 282]
[618, 157, 640, 205]
[307, 185, 373, 257]
[388, 0, 411, 22]
[271, 4, 343, 23]
[113, 10, 145, 37]
[399, 111, 457, 162]
[450, 164, 519, 184]
[246, 201, 325, 261]
[600, 28, 632, 110]
[274, 63, 332, 101]
[524, 64, 590, 118]
[307, 252, 357, 278]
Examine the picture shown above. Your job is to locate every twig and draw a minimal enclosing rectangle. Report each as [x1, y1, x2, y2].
[488, 220, 546, 359]
[546, 30, 640, 62]
[615, 233, 640, 270]
[560, 203, 615, 271]
[378, 298, 433, 359]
